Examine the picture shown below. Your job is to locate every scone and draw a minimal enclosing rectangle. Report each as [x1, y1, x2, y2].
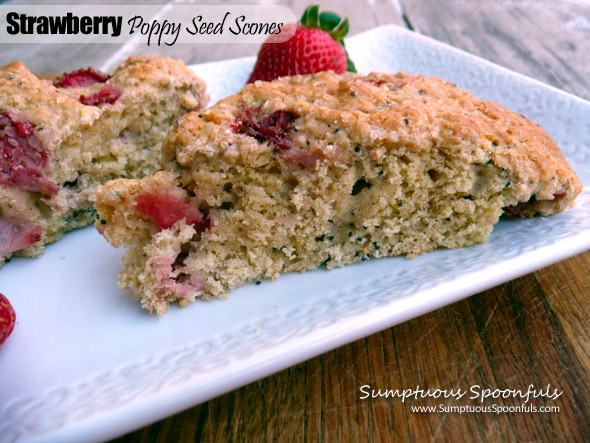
[92, 71, 582, 315]
[0, 55, 207, 265]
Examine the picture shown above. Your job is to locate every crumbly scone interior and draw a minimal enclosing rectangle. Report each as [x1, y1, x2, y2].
[93, 71, 581, 315]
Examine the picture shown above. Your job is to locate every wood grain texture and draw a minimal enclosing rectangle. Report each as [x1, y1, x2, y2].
[2, 0, 587, 440]
[399, 0, 590, 100]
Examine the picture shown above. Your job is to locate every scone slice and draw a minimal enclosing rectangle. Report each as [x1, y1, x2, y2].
[0, 55, 207, 265]
[93, 71, 581, 315]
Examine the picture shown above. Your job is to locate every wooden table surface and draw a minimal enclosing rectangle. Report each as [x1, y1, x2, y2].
[3, 0, 589, 441]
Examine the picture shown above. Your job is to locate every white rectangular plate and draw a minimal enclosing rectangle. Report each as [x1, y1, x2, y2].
[1, 25, 589, 442]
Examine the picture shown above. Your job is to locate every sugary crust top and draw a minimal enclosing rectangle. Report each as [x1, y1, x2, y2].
[111, 54, 204, 88]
[163, 71, 581, 215]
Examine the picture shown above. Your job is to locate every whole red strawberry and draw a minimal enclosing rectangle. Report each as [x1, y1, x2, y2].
[0, 293, 16, 345]
[247, 5, 356, 83]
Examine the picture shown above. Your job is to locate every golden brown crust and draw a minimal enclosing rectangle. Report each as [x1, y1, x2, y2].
[165, 71, 581, 214]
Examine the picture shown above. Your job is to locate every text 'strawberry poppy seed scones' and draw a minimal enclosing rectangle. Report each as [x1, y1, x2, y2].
[92, 71, 582, 315]
[0, 55, 207, 266]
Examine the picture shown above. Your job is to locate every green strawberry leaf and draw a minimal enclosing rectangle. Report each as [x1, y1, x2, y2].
[318, 11, 341, 31]
[300, 4, 357, 73]
[300, 5, 319, 29]
[324, 15, 349, 41]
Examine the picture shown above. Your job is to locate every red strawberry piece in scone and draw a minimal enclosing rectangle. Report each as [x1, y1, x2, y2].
[54, 67, 110, 88]
[0, 218, 42, 257]
[136, 192, 206, 231]
[0, 110, 58, 196]
[55, 67, 121, 106]
[79, 84, 123, 106]
[231, 107, 297, 152]
[247, 4, 356, 83]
